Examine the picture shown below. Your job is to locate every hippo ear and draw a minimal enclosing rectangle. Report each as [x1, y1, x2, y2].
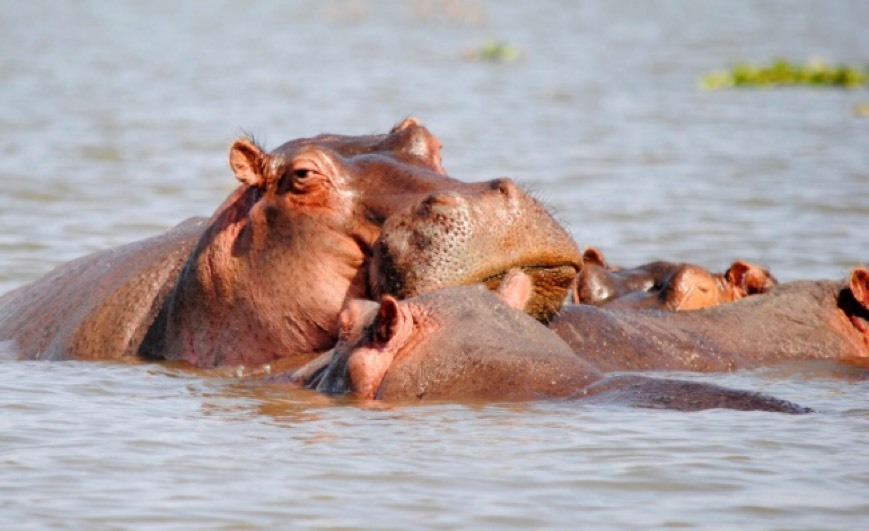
[229, 138, 266, 187]
[582, 247, 608, 268]
[496, 269, 533, 311]
[386, 117, 445, 174]
[726, 261, 776, 295]
[850, 267, 869, 310]
[374, 296, 406, 346]
[390, 116, 422, 133]
[725, 261, 751, 292]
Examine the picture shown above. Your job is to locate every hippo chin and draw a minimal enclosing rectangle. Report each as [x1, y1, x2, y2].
[0, 119, 581, 370]
[575, 247, 777, 311]
[551, 267, 869, 372]
[304, 271, 808, 414]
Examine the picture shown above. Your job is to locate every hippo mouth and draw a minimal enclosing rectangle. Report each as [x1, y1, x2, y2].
[478, 263, 579, 321]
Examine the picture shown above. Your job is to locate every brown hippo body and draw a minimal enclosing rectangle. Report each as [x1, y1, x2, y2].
[575, 247, 777, 311]
[551, 269, 869, 372]
[305, 272, 808, 413]
[0, 218, 205, 361]
[0, 119, 581, 370]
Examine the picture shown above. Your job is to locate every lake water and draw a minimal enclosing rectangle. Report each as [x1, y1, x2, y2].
[1, 1, 868, 528]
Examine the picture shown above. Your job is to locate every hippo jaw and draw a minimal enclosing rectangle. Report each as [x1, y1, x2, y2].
[478, 263, 580, 320]
[372, 247, 580, 322]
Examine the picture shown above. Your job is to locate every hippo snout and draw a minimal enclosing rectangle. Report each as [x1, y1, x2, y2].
[420, 191, 466, 215]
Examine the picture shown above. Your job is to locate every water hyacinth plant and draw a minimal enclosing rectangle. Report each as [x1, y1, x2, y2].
[701, 59, 869, 89]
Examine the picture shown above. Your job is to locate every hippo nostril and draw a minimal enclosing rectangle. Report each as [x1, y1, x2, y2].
[490, 178, 518, 199]
[424, 192, 463, 208]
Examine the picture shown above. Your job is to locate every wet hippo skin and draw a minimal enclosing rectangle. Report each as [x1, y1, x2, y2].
[304, 271, 809, 414]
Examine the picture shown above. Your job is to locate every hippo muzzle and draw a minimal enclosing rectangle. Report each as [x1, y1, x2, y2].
[370, 178, 582, 321]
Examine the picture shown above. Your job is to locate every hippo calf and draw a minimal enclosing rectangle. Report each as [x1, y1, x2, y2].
[575, 247, 777, 311]
[303, 271, 808, 413]
[551, 267, 869, 372]
[0, 119, 581, 370]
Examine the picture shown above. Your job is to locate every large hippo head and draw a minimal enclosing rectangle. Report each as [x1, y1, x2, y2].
[156, 119, 581, 368]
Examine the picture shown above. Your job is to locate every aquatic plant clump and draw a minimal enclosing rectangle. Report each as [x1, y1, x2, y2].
[701, 59, 869, 89]
[465, 41, 522, 63]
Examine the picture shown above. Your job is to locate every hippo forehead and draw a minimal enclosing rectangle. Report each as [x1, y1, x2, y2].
[270, 133, 388, 158]
[268, 120, 438, 160]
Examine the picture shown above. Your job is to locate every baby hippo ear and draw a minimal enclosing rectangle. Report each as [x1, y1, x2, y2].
[850, 267, 869, 311]
[374, 296, 413, 347]
[496, 269, 533, 311]
[229, 138, 266, 187]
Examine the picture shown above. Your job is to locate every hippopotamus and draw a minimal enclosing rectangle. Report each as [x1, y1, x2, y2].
[574, 247, 777, 311]
[551, 267, 869, 372]
[0, 118, 581, 370]
[302, 271, 807, 413]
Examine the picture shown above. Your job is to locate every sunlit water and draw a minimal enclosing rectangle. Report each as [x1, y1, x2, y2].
[1, 1, 867, 528]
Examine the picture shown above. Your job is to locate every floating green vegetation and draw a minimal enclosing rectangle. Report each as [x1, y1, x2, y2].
[465, 40, 521, 63]
[700, 59, 869, 89]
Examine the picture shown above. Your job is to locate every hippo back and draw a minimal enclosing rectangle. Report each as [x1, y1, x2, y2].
[0, 218, 206, 360]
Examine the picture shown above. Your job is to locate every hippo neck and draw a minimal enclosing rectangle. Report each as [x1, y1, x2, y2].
[147, 189, 368, 369]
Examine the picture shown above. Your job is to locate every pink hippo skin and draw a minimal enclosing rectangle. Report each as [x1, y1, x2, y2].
[0, 119, 581, 371]
[575, 247, 777, 311]
[304, 271, 808, 413]
[550, 267, 869, 372]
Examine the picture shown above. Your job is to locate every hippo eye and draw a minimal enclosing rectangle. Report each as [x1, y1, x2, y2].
[278, 167, 318, 194]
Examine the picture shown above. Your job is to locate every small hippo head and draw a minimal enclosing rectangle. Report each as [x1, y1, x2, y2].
[313, 271, 597, 402]
[575, 247, 777, 312]
[368, 179, 582, 322]
[160, 119, 581, 368]
[575, 248, 684, 307]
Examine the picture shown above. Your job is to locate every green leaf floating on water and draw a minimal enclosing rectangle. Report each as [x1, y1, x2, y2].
[466, 41, 522, 63]
[700, 59, 869, 89]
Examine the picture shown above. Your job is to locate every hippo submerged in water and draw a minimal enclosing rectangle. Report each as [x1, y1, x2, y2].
[301, 271, 807, 414]
[574, 247, 777, 311]
[552, 267, 869, 372]
[0, 119, 581, 371]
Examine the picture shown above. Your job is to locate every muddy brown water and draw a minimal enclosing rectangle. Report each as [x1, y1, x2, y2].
[1, 1, 867, 528]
